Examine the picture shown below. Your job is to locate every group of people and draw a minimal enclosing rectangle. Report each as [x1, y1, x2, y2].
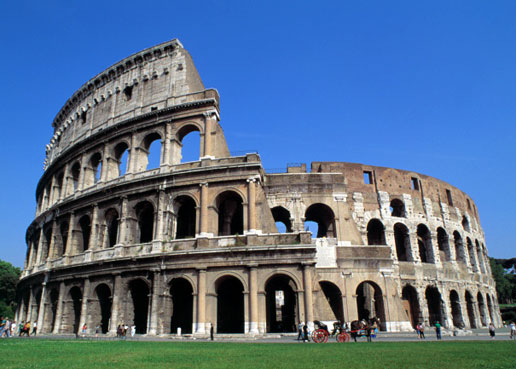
[0, 317, 37, 337]
[296, 322, 311, 342]
[116, 324, 136, 338]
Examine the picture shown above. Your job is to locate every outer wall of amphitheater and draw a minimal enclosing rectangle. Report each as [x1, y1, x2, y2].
[16, 39, 502, 336]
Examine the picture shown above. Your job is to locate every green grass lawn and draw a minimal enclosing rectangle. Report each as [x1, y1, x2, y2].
[1, 339, 514, 369]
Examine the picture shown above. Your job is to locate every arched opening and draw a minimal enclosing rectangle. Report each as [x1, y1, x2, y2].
[477, 292, 487, 327]
[135, 201, 154, 243]
[402, 285, 420, 329]
[367, 219, 385, 245]
[178, 127, 201, 163]
[450, 290, 464, 328]
[390, 199, 406, 217]
[486, 294, 494, 324]
[462, 216, 470, 232]
[476, 240, 486, 273]
[417, 224, 434, 263]
[48, 289, 59, 332]
[319, 281, 344, 323]
[114, 142, 129, 177]
[425, 286, 443, 326]
[59, 221, 68, 256]
[265, 275, 297, 333]
[465, 291, 477, 328]
[216, 276, 244, 333]
[43, 225, 52, 261]
[56, 172, 64, 200]
[128, 279, 149, 334]
[90, 152, 102, 184]
[454, 231, 465, 264]
[216, 191, 244, 236]
[467, 238, 477, 271]
[356, 281, 386, 331]
[105, 209, 119, 247]
[78, 215, 91, 252]
[71, 162, 81, 191]
[174, 196, 196, 239]
[394, 223, 411, 261]
[271, 206, 293, 233]
[437, 227, 450, 262]
[304, 203, 336, 238]
[169, 278, 194, 334]
[143, 133, 162, 170]
[63, 286, 82, 334]
[95, 284, 112, 334]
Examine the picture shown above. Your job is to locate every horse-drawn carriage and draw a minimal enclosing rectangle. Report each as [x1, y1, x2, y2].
[311, 317, 379, 343]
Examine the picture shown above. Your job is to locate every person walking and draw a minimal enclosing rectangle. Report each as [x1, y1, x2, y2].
[31, 321, 37, 336]
[489, 322, 496, 339]
[297, 322, 304, 341]
[417, 323, 425, 339]
[509, 322, 516, 339]
[434, 321, 441, 340]
[130, 325, 136, 337]
[303, 323, 310, 342]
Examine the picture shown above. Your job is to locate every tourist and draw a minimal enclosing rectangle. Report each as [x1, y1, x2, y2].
[509, 322, 515, 339]
[303, 323, 310, 342]
[31, 321, 37, 336]
[488, 322, 495, 339]
[297, 322, 304, 341]
[434, 321, 441, 340]
[81, 324, 87, 337]
[417, 323, 425, 339]
[95, 324, 100, 337]
[130, 325, 136, 337]
[116, 324, 122, 338]
[416, 323, 421, 339]
[10, 320, 16, 337]
[24, 321, 31, 337]
[18, 321, 24, 336]
[210, 323, 214, 341]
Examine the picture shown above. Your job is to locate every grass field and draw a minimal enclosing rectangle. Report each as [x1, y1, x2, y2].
[1, 339, 515, 369]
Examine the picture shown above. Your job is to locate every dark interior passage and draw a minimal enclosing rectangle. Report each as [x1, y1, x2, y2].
[216, 277, 244, 333]
[170, 278, 193, 334]
[129, 279, 149, 334]
[265, 275, 297, 333]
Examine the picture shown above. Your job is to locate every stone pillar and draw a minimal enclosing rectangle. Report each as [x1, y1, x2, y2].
[109, 274, 122, 334]
[48, 219, 58, 260]
[118, 197, 129, 245]
[78, 279, 91, 334]
[155, 190, 166, 241]
[202, 112, 215, 159]
[89, 204, 99, 250]
[36, 282, 47, 334]
[52, 281, 66, 334]
[65, 212, 75, 256]
[78, 155, 88, 191]
[248, 266, 259, 334]
[35, 227, 45, 265]
[303, 264, 314, 330]
[196, 269, 207, 334]
[162, 122, 172, 166]
[100, 145, 109, 182]
[199, 183, 210, 236]
[247, 178, 257, 233]
[127, 133, 138, 174]
[148, 270, 162, 335]
[60, 163, 69, 201]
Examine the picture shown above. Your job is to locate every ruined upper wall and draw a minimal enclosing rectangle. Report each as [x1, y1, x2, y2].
[44, 39, 211, 169]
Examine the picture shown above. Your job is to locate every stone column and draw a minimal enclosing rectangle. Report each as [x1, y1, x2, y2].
[48, 219, 58, 260]
[52, 281, 66, 334]
[302, 264, 314, 330]
[35, 227, 45, 265]
[127, 133, 138, 174]
[155, 190, 166, 241]
[65, 212, 75, 256]
[78, 155, 88, 191]
[162, 122, 172, 166]
[100, 144, 109, 182]
[199, 183, 210, 236]
[36, 282, 47, 334]
[148, 270, 162, 335]
[247, 178, 257, 233]
[248, 265, 259, 334]
[89, 204, 99, 250]
[60, 163, 69, 201]
[202, 112, 215, 159]
[109, 274, 122, 334]
[196, 269, 207, 334]
[118, 197, 129, 245]
[78, 279, 91, 334]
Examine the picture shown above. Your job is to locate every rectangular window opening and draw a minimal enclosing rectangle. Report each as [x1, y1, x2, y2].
[446, 189, 453, 206]
[363, 171, 373, 185]
[411, 177, 420, 191]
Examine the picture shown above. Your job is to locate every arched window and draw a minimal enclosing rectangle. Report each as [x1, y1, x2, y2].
[437, 227, 450, 262]
[178, 126, 201, 163]
[454, 231, 465, 263]
[216, 191, 244, 236]
[476, 240, 486, 274]
[105, 209, 119, 247]
[135, 201, 154, 243]
[462, 216, 470, 232]
[390, 199, 406, 217]
[71, 162, 81, 191]
[90, 152, 102, 184]
[78, 215, 91, 251]
[58, 221, 69, 256]
[367, 219, 385, 245]
[467, 237, 478, 271]
[304, 203, 336, 238]
[174, 196, 196, 239]
[394, 223, 411, 261]
[271, 206, 292, 233]
[143, 133, 162, 170]
[114, 142, 129, 177]
[417, 224, 434, 263]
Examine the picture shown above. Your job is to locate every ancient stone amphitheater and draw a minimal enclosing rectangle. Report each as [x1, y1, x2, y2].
[17, 39, 501, 336]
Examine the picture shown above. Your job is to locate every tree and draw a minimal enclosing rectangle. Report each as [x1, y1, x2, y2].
[490, 258, 516, 305]
[0, 260, 21, 318]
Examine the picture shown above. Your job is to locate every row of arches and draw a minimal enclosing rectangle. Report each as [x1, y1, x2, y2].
[365, 218, 488, 271]
[272, 203, 336, 238]
[38, 126, 202, 213]
[401, 285, 496, 329]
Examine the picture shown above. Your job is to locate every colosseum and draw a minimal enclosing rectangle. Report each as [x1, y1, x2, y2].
[17, 39, 502, 336]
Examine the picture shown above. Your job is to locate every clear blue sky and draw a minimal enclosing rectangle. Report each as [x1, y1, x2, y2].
[1, 1, 515, 267]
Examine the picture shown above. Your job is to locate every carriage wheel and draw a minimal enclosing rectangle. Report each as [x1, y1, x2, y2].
[336, 332, 350, 343]
[312, 329, 328, 343]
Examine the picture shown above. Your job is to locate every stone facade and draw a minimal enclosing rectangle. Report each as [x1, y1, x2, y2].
[16, 40, 501, 336]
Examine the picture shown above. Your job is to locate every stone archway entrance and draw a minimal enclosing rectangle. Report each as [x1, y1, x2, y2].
[356, 281, 386, 331]
[402, 285, 420, 329]
[94, 284, 112, 334]
[425, 286, 443, 326]
[63, 286, 82, 334]
[128, 279, 149, 334]
[216, 276, 244, 333]
[265, 275, 297, 333]
[450, 290, 464, 328]
[465, 291, 477, 329]
[477, 292, 487, 327]
[170, 278, 193, 334]
[318, 281, 344, 323]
